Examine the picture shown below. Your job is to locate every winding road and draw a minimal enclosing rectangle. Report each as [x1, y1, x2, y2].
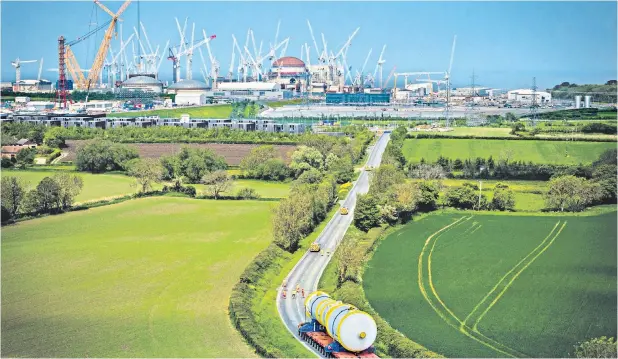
[276, 132, 391, 357]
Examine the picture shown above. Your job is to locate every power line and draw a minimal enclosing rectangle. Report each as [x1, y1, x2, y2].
[530, 76, 538, 127]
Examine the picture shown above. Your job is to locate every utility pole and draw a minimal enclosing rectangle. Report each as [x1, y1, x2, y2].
[530, 76, 538, 127]
[478, 180, 483, 210]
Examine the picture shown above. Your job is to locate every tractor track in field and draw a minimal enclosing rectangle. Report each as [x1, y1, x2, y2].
[418, 216, 525, 358]
[418, 217, 568, 358]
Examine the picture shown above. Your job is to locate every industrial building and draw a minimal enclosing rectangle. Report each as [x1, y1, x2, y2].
[120, 75, 163, 94]
[268, 57, 308, 91]
[4, 113, 306, 134]
[166, 79, 210, 105]
[507, 89, 552, 104]
[326, 93, 390, 105]
[207, 81, 291, 101]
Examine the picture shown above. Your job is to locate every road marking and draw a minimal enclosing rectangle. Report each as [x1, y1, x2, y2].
[462, 221, 561, 329]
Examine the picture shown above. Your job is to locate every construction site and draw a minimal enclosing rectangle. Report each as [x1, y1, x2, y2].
[2, 0, 609, 123]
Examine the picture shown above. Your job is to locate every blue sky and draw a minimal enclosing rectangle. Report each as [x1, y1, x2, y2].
[1, 1, 616, 89]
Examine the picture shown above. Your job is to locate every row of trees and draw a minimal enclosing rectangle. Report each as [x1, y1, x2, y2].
[1, 173, 83, 222]
[75, 140, 139, 173]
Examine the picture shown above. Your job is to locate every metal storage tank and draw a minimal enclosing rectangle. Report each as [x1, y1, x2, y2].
[305, 291, 377, 352]
[575, 95, 582, 109]
[584, 95, 591, 108]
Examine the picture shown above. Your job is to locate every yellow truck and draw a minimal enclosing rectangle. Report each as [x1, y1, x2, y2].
[340, 207, 349, 215]
[310, 242, 321, 252]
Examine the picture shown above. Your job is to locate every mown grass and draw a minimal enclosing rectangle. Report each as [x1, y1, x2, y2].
[364, 210, 617, 358]
[193, 179, 291, 199]
[0, 169, 137, 203]
[107, 105, 233, 119]
[1, 197, 277, 357]
[402, 138, 615, 165]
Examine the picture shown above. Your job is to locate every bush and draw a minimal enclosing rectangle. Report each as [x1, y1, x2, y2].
[162, 183, 197, 197]
[444, 182, 486, 210]
[45, 149, 62, 164]
[236, 187, 261, 199]
[1, 157, 14, 168]
[354, 194, 381, 232]
[76, 140, 139, 173]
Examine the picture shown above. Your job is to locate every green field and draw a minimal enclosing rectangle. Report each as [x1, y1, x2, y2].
[1, 169, 136, 203]
[193, 179, 291, 198]
[402, 138, 615, 164]
[410, 179, 547, 212]
[1, 197, 279, 357]
[364, 211, 617, 358]
[107, 104, 233, 119]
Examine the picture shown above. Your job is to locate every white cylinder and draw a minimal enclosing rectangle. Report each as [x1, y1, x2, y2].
[304, 291, 377, 352]
[575, 95, 582, 109]
[584, 95, 591, 108]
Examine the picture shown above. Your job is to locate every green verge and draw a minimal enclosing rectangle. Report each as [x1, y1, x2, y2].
[229, 206, 339, 358]
[318, 224, 443, 358]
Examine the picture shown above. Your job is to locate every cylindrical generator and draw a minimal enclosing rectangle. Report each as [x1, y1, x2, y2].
[304, 291, 377, 352]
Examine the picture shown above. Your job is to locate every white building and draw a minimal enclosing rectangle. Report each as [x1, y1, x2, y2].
[25, 101, 55, 111]
[206, 82, 287, 101]
[507, 89, 552, 104]
[120, 75, 163, 93]
[405, 82, 434, 96]
[268, 56, 307, 91]
[167, 79, 210, 105]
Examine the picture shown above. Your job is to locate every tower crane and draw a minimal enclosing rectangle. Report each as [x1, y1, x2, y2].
[328, 27, 360, 86]
[203, 30, 219, 88]
[353, 48, 372, 88]
[11, 58, 38, 92]
[227, 40, 236, 81]
[306, 20, 325, 64]
[373, 44, 386, 89]
[168, 31, 216, 83]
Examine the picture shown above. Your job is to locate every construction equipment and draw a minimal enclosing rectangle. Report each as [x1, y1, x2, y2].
[167, 29, 216, 83]
[11, 58, 38, 91]
[310, 242, 321, 252]
[373, 45, 386, 89]
[340, 207, 349, 215]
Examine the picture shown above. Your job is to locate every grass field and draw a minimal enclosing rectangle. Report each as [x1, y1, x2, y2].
[446, 127, 514, 137]
[193, 179, 291, 198]
[364, 211, 617, 358]
[402, 138, 615, 165]
[1, 197, 277, 357]
[410, 179, 547, 212]
[0, 169, 136, 203]
[107, 104, 232, 119]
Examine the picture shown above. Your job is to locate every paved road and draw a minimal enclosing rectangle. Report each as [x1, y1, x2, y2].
[276, 132, 391, 357]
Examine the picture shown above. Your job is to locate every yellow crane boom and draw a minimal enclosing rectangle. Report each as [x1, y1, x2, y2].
[84, 0, 131, 89]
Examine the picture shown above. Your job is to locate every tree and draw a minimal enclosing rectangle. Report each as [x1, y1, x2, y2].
[161, 147, 227, 183]
[573, 336, 617, 358]
[371, 164, 406, 196]
[354, 194, 381, 232]
[127, 158, 162, 193]
[324, 153, 340, 171]
[201, 170, 232, 199]
[296, 168, 323, 185]
[30, 177, 62, 213]
[383, 144, 406, 169]
[491, 183, 515, 211]
[546, 175, 602, 212]
[259, 158, 291, 181]
[52, 172, 84, 210]
[336, 236, 363, 286]
[76, 140, 139, 173]
[417, 180, 441, 211]
[240, 145, 278, 176]
[15, 147, 36, 168]
[390, 182, 420, 222]
[272, 192, 313, 252]
[409, 163, 447, 180]
[43, 126, 66, 148]
[444, 183, 484, 210]
[1, 177, 28, 219]
[290, 145, 324, 176]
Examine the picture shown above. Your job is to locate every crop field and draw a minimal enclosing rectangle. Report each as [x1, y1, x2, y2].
[0, 169, 137, 203]
[364, 211, 617, 358]
[402, 138, 615, 165]
[1, 197, 276, 357]
[106, 104, 233, 119]
[63, 140, 296, 165]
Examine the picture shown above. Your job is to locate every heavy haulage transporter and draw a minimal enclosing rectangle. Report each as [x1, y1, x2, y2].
[299, 291, 379, 358]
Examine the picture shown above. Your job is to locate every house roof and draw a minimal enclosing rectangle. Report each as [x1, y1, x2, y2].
[16, 138, 31, 145]
[1, 146, 23, 154]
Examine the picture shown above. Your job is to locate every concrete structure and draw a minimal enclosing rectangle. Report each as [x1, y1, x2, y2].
[405, 82, 433, 96]
[584, 95, 591, 108]
[25, 101, 55, 111]
[167, 79, 209, 105]
[269, 56, 307, 91]
[575, 95, 582, 109]
[69, 101, 115, 113]
[120, 75, 163, 93]
[207, 81, 288, 101]
[326, 93, 390, 105]
[507, 89, 552, 104]
[106, 117, 156, 128]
